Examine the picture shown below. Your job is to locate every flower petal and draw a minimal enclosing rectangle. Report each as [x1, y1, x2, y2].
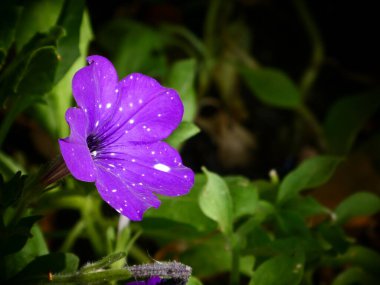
[59, 107, 96, 182]
[95, 168, 161, 221]
[95, 141, 194, 197]
[97, 73, 183, 144]
[72, 55, 119, 132]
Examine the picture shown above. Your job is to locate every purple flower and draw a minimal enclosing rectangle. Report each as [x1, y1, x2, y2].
[127, 276, 162, 285]
[59, 55, 194, 220]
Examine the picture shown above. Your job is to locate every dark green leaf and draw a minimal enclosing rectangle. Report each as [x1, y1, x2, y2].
[250, 254, 304, 285]
[0, 215, 42, 256]
[324, 92, 380, 154]
[335, 192, 380, 225]
[283, 196, 331, 218]
[54, 0, 85, 82]
[332, 267, 378, 285]
[165, 121, 200, 149]
[0, 224, 48, 281]
[276, 210, 310, 237]
[240, 67, 302, 109]
[337, 246, 380, 277]
[199, 168, 233, 235]
[9, 252, 79, 283]
[225, 176, 259, 220]
[0, 46, 59, 146]
[0, 171, 26, 210]
[277, 156, 342, 204]
[0, 1, 22, 66]
[318, 222, 350, 254]
[167, 58, 197, 121]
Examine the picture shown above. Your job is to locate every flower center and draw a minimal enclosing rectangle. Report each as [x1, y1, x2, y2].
[86, 134, 101, 155]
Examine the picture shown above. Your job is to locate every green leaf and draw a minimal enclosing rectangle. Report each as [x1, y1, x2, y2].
[167, 58, 198, 121]
[0, 1, 21, 66]
[283, 196, 331, 218]
[80, 252, 126, 273]
[0, 224, 48, 281]
[324, 92, 380, 155]
[14, 0, 64, 51]
[0, 171, 26, 210]
[276, 210, 310, 237]
[165, 121, 200, 149]
[335, 192, 380, 225]
[332, 267, 378, 285]
[97, 19, 167, 78]
[240, 67, 302, 109]
[318, 222, 350, 254]
[250, 254, 304, 285]
[9, 252, 79, 283]
[277, 156, 342, 204]
[337, 246, 380, 276]
[33, 10, 93, 138]
[224, 176, 259, 220]
[181, 235, 231, 278]
[54, 0, 85, 82]
[0, 46, 59, 146]
[187, 276, 203, 285]
[144, 174, 215, 233]
[0, 215, 42, 256]
[199, 167, 233, 235]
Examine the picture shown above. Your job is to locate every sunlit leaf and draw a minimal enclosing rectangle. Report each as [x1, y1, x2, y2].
[167, 58, 198, 121]
[332, 267, 378, 285]
[277, 156, 342, 204]
[165, 121, 200, 149]
[335, 192, 380, 225]
[199, 168, 233, 235]
[224, 176, 259, 220]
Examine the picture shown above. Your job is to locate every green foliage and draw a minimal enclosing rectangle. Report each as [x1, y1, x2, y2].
[240, 67, 302, 109]
[199, 167, 233, 235]
[277, 155, 343, 203]
[324, 92, 380, 154]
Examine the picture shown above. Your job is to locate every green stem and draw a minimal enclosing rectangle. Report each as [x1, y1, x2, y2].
[292, 0, 324, 97]
[49, 268, 132, 284]
[230, 244, 240, 285]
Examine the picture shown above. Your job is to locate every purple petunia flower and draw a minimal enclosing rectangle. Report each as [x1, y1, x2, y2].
[58, 55, 194, 220]
[127, 276, 162, 285]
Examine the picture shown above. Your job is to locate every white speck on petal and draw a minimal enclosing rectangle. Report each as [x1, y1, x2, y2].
[108, 164, 115, 168]
[119, 107, 123, 112]
[112, 189, 117, 193]
[154, 163, 171, 172]
[157, 113, 162, 117]
[95, 121, 99, 127]
[115, 88, 119, 93]
[98, 104, 102, 109]
[131, 159, 136, 162]
[184, 175, 188, 178]
[147, 128, 151, 132]
[138, 99, 143, 104]
[110, 152, 115, 156]
[138, 182, 143, 186]
[129, 119, 134, 124]
[151, 151, 155, 155]
[129, 103, 133, 108]
[84, 108, 88, 113]
[122, 168, 126, 171]
[130, 75, 134, 79]
[142, 125, 146, 129]
[106, 103, 112, 109]
[91, 150, 97, 157]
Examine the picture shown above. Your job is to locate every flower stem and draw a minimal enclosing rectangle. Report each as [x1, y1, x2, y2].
[49, 268, 132, 284]
[292, 0, 324, 97]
